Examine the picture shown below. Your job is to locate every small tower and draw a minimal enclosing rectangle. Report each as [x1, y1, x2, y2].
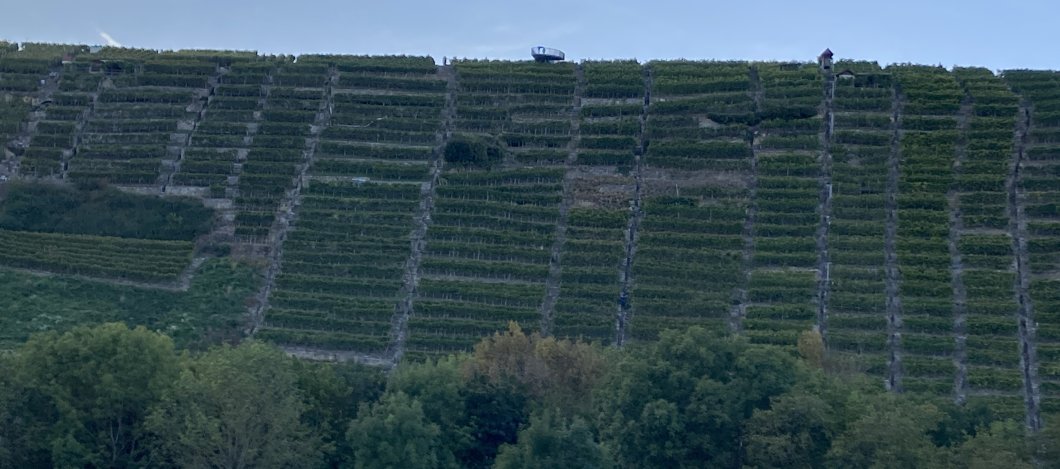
[818, 48, 834, 72]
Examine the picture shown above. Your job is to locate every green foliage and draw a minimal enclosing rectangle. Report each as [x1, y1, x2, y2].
[745, 391, 840, 468]
[953, 420, 1033, 469]
[825, 397, 948, 468]
[0, 260, 258, 349]
[1037, 419, 1060, 468]
[0, 47, 1055, 467]
[0, 228, 195, 282]
[146, 341, 321, 468]
[595, 327, 798, 468]
[346, 392, 453, 469]
[388, 356, 472, 460]
[0, 181, 213, 240]
[457, 376, 529, 468]
[494, 410, 609, 469]
[293, 360, 386, 466]
[444, 134, 504, 168]
[0, 322, 1043, 468]
[7, 323, 180, 468]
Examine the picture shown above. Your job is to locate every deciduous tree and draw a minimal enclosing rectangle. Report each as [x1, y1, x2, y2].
[13, 323, 179, 468]
[146, 341, 320, 469]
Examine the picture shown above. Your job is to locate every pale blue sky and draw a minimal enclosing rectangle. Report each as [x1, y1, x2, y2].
[2, 0, 1056, 70]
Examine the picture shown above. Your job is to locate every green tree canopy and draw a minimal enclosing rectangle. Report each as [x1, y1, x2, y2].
[294, 360, 386, 466]
[594, 327, 797, 468]
[954, 420, 1033, 469]
[825, 396, 948, 469]
[443, 134, 503, 168]
[494, 410, 609, 469]
[744, 391, 840, 469]
[4, 323, 179, 468]
[346, 391, 453, 469]
[145, 341, 320, 469]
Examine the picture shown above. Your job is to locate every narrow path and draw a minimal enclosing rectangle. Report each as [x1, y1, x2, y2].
[385, 65, 457, 364]
[1009, 99, 1042, 431]
[538, 63, 583, 336]
[161, 65, 225, 193]
[247, 66, 336, 335]
[615, 63, 651, 346]
[884, 83, 904, 392]
[815, 64, 836, 340]
[729, 64, 762, 334]
[949, 99, 972, 404]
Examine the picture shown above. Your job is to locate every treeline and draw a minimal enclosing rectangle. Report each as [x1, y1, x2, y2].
[0, 181, 213, 240]
[0, 323, 1056, 468]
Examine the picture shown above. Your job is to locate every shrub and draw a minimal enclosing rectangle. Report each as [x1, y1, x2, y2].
[444, 134, 503, 168]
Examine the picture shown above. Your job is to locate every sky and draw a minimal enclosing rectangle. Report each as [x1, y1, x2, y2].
[2, 0, 1058, 70]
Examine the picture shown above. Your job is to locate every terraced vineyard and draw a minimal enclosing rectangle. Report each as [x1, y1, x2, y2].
[744, 62, 824, 346]
[408, 60, 575, 358]
[630, 61, 756, 340]
[1005, 70, 1060, 422]
[260, 55, 448, 355]
[5, 42, 1060, 428]
[549, 60, 640, 342]
[826, 60, 895, 378]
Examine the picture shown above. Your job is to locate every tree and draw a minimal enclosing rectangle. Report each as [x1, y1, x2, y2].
[928, 398, 1001, 448]
[0, 352, 25, 466]
[389, 350, 534, 468]
[9, 323, 179, 468]
[456, 376, 528, 468]
[595, 327, 797, 468]
[294, 360, 386, 466]
[146, 341, 320, 469]
[744, 392, 839, 468]
[494, 410, 609, 469]
[444, 134, 503, 168]
[797, 328, 824, 369]
[388, 355, 470, 459]
[825, 397, 947, 469]
[465, 322, 608, 415]
[346, 392, 452, 469]
[954, 420, 1032, 469]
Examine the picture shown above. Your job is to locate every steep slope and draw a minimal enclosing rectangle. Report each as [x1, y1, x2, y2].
[3, 44, 1060, 427]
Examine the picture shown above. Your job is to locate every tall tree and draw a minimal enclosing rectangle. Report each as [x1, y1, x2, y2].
[494, 410, 609, 469]
[146, 341, 320, 469]
[465, 322, 609, 415]
[294, 360, 386, 466]
[594, 327, 797, 468]
[954, 420, 1033, 469]
[10, 323, 179, 468]
[744, 392, 839, 468]
[0, 351, 27, 466]
[456, 376, 528, 468]
[388, 355, 471, 458]
[346, 391, 453, 469]
[825, 397, 948, 469]
[389, 351, 534, 468]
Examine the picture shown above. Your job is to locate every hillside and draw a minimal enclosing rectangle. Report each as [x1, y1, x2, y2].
[0, 42, 1058, 428]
